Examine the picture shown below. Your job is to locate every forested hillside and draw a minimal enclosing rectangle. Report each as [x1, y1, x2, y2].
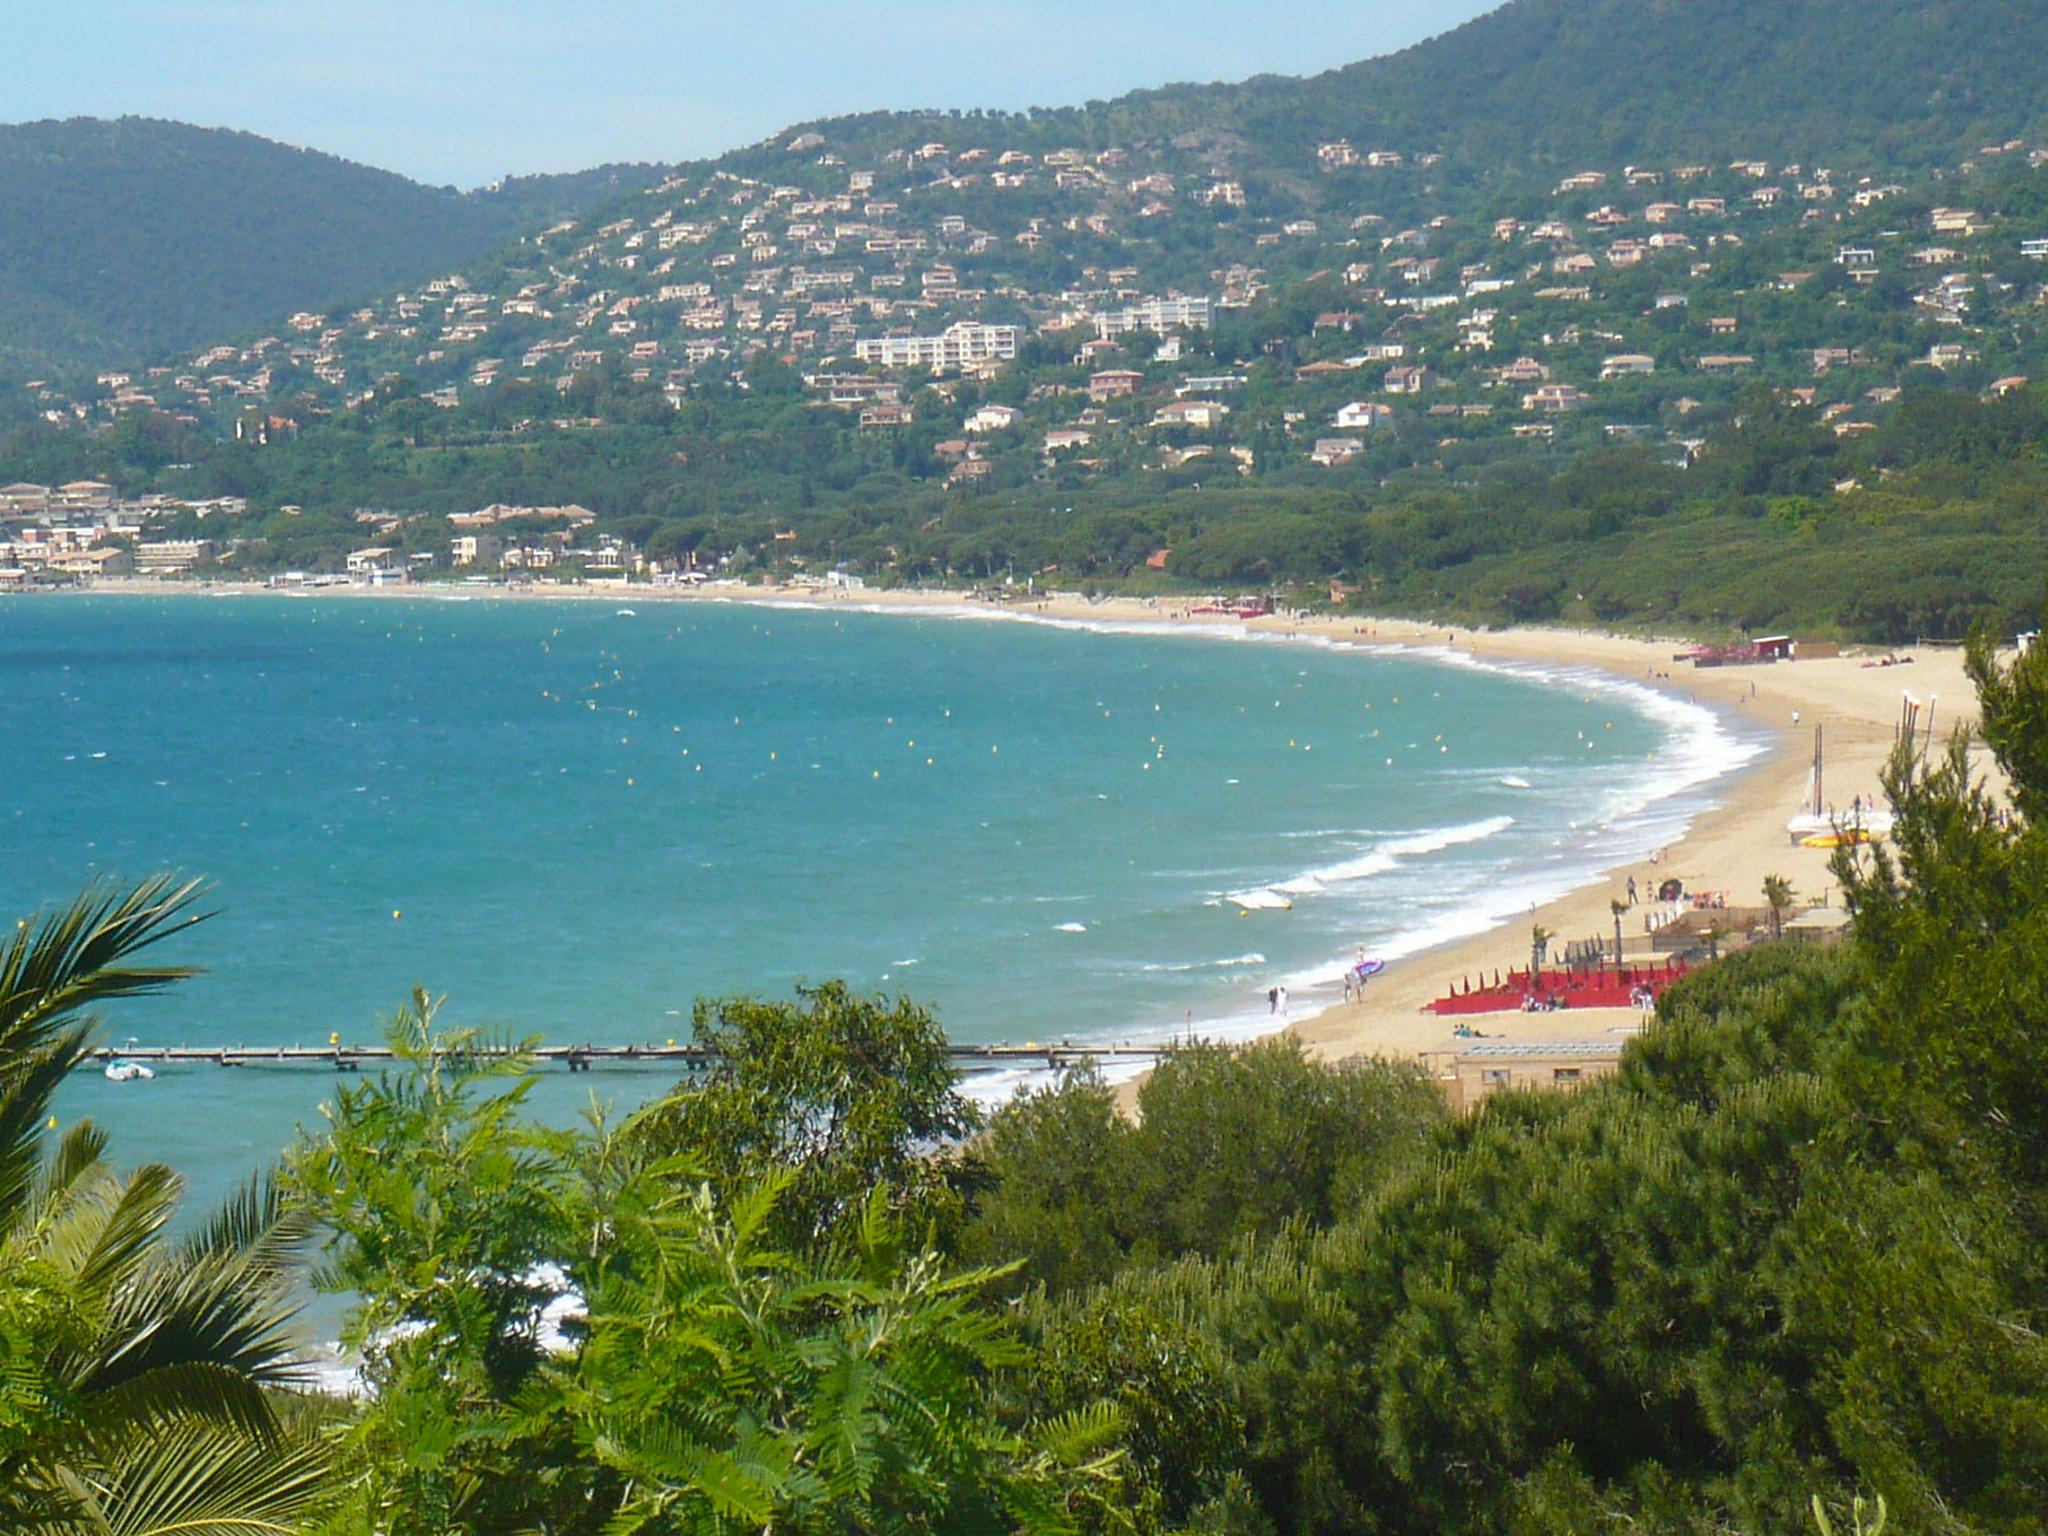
[734, 0, 2048, 188]
[0, 118, 667, 375]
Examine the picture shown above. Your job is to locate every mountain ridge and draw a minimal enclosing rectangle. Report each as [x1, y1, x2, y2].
[0, 116, 670, 376]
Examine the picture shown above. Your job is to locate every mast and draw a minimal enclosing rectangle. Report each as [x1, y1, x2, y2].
[1812, 723, 1824, 816]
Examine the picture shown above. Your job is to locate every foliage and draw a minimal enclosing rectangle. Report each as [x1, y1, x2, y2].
[632, 980, 985, 1252]
[962, 1039, 1443, 1298]
[285, 986, 1125, 1535]
[952, 621, 2048, 1531]
[0, 875, 330, 1535]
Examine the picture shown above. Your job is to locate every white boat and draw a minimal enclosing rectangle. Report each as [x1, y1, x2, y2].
[1786, 809, 1894, 844]
[103, 1058, 155, 1082]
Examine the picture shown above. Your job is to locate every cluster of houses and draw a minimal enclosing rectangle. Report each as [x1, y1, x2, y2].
[16, 127, 2048, 512]
[0, 480, 246, 587]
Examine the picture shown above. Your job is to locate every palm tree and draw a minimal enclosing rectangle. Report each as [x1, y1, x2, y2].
[1610, 899, 1630, 967]
[1763, 873, 1797, 941]
[0, 875, 330, 1534]
[1529, 923, 1553, 980]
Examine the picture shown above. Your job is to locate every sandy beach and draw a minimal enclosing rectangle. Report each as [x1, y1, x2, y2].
[58, 577, 1985, 1073]
[723, 586, 1977, 1072]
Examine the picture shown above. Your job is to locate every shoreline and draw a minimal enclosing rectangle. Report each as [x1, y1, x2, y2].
[31, 578, 1979, 1078]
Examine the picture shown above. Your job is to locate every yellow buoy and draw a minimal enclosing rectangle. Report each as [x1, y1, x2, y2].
[392, 909, 402, 920]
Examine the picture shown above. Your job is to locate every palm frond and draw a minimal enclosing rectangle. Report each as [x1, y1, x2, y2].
[0, 876, 210, 1227]
[174, 1174, 312, 1277]
[70, 1250, 309, 1406]
[70, 1164, 183, 1299]
[0, 874, 211, 1047]
[75, 1361, 283, 1449]
[41, 1119, 111, 1208]
[0, 1019, 101, 1224]
[51, 1420, 329, 1536]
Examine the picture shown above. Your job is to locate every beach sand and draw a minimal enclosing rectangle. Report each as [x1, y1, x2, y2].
[67, 577, 1988, 1077]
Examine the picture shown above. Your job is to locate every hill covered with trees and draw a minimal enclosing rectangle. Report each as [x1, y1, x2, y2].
[0, 117, 668, 375]
[737, 0, 2048, 189]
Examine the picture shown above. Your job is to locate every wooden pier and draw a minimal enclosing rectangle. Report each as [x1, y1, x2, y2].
[87, 1040, 1160, 1074]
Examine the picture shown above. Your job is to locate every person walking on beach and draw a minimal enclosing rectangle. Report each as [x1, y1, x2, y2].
[1626, 875, 1638, 906]
[1277, 985, 1290, 1017]
[1268, 986, 1279, 1015]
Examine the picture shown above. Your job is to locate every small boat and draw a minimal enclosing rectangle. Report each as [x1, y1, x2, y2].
[1798, 829, 1871, 849]
[103, 1058, 155, 1082]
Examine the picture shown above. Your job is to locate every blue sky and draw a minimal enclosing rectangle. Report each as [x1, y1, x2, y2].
[3, 1, 1500, 187]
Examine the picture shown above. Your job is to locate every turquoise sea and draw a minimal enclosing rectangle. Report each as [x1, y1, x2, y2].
[6, 593, 1760, 1222]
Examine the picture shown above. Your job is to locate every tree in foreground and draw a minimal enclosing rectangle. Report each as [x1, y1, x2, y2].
[0, 875, 329, 1535]
[286, 987, 1131, 1535]
[963, 1039, 1443, 1299]
[632, 980, 986, 1252]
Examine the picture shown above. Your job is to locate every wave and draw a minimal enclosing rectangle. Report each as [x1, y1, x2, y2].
[1053, 921, 1088, 934]
[1140, 952, 1266, 974]
[1278, 815, 1516, 893]
[1226, 889, 1295, 911]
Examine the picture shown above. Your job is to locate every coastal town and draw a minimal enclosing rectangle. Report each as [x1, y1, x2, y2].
[8, 119, 2048, 589]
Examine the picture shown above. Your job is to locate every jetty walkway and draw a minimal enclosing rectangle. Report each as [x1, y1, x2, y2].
[88, 1041, 1160, 1073]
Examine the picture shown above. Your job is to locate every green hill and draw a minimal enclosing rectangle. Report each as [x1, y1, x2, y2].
[9, 2, 2046, 378]
[0, 117, 666, 377]
[733, 0, 2048, 182]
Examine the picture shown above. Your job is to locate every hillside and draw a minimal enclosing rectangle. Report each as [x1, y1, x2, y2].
[726, 0, 2048, 188]
[10, 0, 2048, 641]
[0, 118, 668, 376]
[8, 0, 2045, 381]
[1283, 0, 2048, 174]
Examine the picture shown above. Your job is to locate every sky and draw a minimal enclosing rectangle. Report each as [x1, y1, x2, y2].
[2, 1, 1501, 188]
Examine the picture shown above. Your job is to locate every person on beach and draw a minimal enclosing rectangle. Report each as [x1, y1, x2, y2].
[1277, 985, 1290, 1017]
[1268, 986, 1279, 1014]
[1626, 875, 1638, 905]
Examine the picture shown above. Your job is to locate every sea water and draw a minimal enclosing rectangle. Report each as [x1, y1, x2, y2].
[4, 593, 1760, 1218]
